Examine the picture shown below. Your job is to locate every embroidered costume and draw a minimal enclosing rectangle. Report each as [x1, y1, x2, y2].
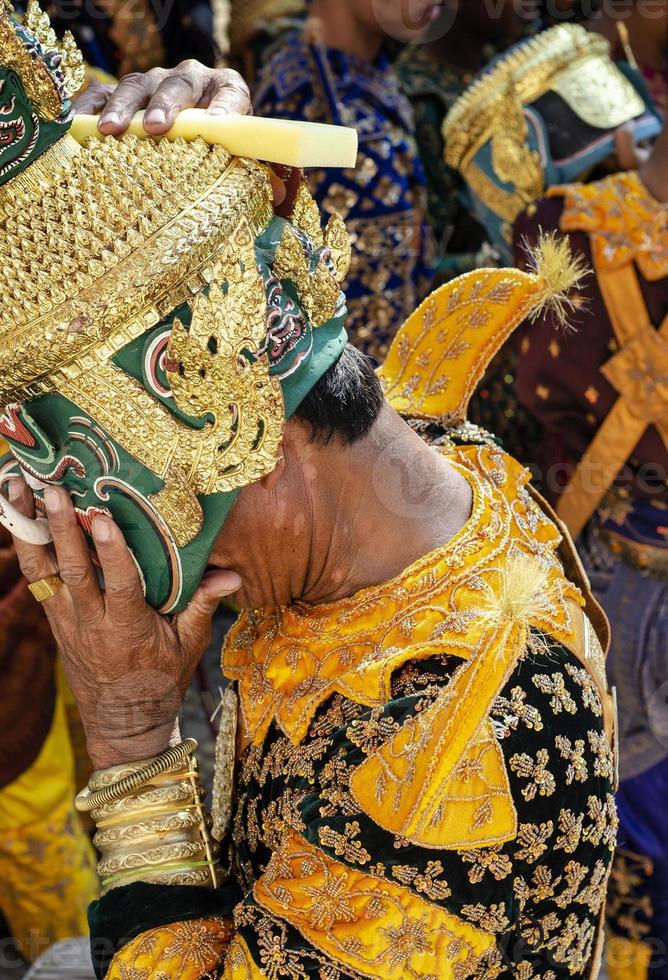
[85, 257, 620, 980]
[515, 170, 668, 979]
[254, 31, 432, 363]
[0, 6, 617, 976]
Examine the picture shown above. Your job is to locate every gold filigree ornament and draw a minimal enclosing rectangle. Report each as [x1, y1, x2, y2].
[274, 224, 340, 327]
[1, 1, 84, 117]
[165, 222, 285, 496]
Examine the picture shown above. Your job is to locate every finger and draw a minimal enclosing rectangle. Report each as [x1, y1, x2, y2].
[175, 569, 242, 660]
[43, 486, 105, 619]
[73, 81, 115, 116]
[267, 168, 287, 208]
[8, 479, 59, 586]
[273, 167, 304, 218]
[98, 69, 167, 134]
[205, 68, 252, 116]
[91, 515, 151, 625]
[144, 63, 207, 132]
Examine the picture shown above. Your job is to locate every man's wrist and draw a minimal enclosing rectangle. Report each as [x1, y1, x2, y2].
[87, 725, 175, 770]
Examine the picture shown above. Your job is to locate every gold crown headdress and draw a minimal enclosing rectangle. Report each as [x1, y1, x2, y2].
[443, 24, 646, 172]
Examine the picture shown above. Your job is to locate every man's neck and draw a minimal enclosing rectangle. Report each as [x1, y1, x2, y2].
[297, 407, 473, 605]
[306, 2, 382, 61]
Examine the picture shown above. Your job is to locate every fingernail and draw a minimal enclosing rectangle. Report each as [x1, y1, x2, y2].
[43, 486, 62, 513]
[144, 108, 166, 126]
[100, 111, 120, 127]
[207, 106, 228, 116]
[92, 517, 111, 542]
[8, 479, 21, 502]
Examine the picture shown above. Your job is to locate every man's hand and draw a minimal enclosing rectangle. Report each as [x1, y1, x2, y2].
[73, 60, 252, 136]
[72, 60, 291, 208]
[8, 481, 241, 770]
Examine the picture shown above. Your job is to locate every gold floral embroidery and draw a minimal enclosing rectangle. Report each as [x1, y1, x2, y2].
[458, 845, 513, 883]
[583, 794, 618, 849]
[554, 810, 584, 854]
[564, 663, 603, 717]
[546, 911, 595, 970]
[531, 674, 577, 716]
[509, 749, 556, 801]
[552, 171, 668, 281]
[346, 710, 402, 753]
[492, 686, 544, 738]
[461, 902, 510, 933]
[391, 860, 452, 901]
[555, 861, 588, 909]
[587, 730, 614, 780]
[106, 919, 233, 980]
[515, 821, 554, 863]
[554, 735, 588, 784]
[516, 963, 556, 980]
[577, 860, 609, 916]
[254, 830, 494, 977]
[318, 822, 371, 866]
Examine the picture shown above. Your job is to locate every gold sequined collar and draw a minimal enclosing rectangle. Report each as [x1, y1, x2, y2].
[551, 171, 668, 281]
[223, 443, 583, 746]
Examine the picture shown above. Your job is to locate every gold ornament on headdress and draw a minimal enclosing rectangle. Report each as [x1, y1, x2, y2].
[0, 1, 84, 120]
[272, 182, 350, 327]
[165, 219, 285, 498]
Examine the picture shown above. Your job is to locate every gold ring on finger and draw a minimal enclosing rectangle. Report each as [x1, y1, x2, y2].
[28, 574, 65, 602]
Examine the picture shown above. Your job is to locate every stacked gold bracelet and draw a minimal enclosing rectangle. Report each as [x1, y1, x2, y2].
[75, 739, 220, 894]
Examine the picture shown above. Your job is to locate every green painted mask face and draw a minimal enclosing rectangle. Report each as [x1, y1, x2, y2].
[0, 211, 348, 612]
[0, 7, 349, 612]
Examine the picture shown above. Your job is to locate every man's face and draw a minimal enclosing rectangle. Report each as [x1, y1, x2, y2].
[356, 0, 447, 42]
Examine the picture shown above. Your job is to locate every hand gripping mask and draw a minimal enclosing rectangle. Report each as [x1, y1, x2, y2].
[0, 2, 350, 612]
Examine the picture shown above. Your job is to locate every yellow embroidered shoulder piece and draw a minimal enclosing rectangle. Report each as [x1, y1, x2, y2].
[224, 258, 594, 850]
[549, 170, 668, 280]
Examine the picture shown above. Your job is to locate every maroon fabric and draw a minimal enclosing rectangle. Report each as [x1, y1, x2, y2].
[514, 196, 668, 506]
[0, 528, 57, 789]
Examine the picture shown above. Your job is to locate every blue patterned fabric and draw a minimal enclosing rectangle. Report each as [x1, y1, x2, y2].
[255, 32, 433, 362]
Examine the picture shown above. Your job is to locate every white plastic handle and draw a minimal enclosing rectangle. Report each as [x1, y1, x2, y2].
[0, 494, 52, 545]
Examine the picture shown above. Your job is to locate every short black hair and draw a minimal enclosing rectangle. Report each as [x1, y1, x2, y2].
[295, 344, 384, 444]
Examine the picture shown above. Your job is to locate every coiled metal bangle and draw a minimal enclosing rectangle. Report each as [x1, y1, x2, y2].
[75, 739, 198, 813]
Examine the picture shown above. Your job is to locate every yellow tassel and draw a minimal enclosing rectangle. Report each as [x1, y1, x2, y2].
[479, 555, 550, 630]
[523, 231, 590, 331]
